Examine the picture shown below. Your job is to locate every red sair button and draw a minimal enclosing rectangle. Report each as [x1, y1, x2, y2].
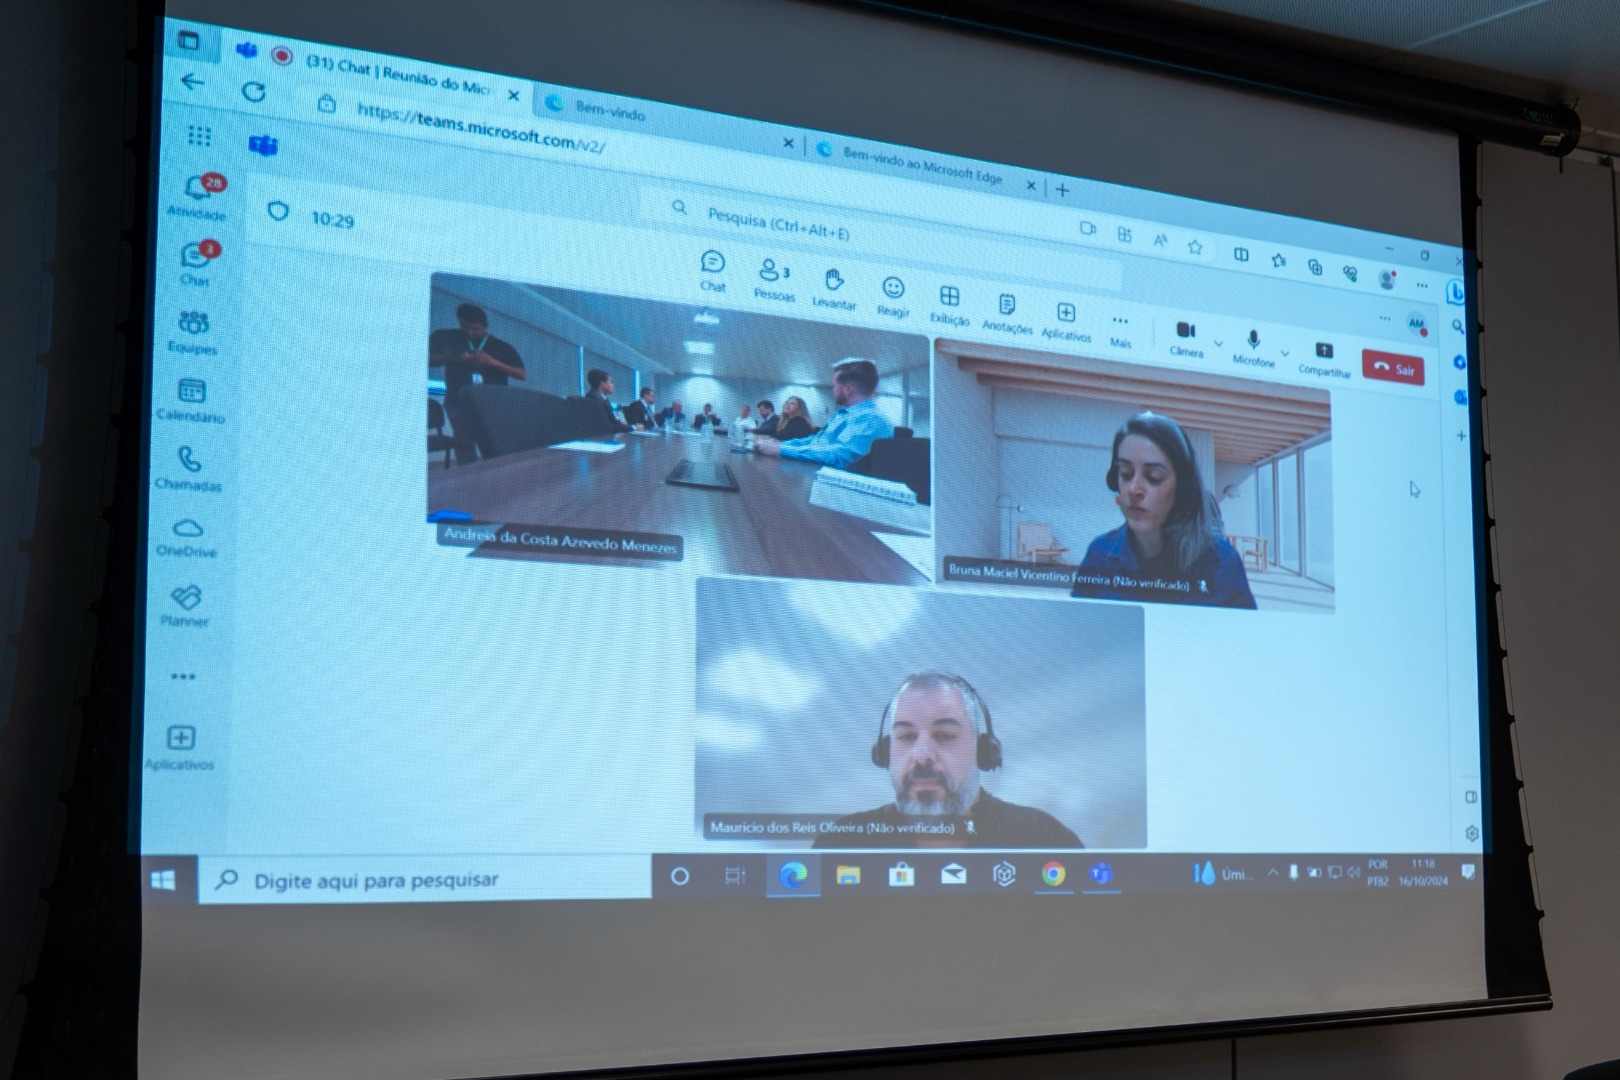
[1362, 349, 1425, 386]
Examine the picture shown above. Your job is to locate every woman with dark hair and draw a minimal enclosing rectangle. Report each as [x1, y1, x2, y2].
[1071, 411, 1256, 609]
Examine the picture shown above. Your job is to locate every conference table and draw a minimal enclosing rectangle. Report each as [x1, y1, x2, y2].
[427, 430, 930, 585]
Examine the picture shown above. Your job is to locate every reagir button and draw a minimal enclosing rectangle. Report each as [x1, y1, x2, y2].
[1362, 349, 1425, 386]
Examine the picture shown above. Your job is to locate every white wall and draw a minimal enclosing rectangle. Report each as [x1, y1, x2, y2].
[1215, 460, 1259, 538]
[993, 388, 1135, 560]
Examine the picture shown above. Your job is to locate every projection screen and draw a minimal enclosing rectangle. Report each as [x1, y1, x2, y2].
[133, 2, 1529, 1077]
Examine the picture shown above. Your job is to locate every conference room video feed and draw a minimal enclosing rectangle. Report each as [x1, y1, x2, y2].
[425, 275, 934, 585]
[693, 577, 1147, 850]
[934, 340, 1336, 614]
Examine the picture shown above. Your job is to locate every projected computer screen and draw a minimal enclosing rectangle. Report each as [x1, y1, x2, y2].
[138, 12, 1488, 1079]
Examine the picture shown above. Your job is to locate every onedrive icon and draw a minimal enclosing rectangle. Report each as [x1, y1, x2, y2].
[778, 861, 808, 890]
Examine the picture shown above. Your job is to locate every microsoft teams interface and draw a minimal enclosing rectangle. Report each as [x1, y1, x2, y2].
[144, 20, 1482, 907]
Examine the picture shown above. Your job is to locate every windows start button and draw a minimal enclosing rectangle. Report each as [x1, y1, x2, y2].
[1363, 349, 1425, 386]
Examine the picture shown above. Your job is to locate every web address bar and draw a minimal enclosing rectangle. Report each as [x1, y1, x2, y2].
[638, 185, 1122, 292]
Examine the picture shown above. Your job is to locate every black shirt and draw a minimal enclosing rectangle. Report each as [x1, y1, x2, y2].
[810, 791, 1082, 849]
[430, 328, 524, 400]
[775, 414, 813, 440]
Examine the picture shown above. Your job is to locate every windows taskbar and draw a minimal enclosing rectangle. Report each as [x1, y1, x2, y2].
[135, 853, 1482, 905]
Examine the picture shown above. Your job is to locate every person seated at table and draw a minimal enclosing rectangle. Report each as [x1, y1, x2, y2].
[623, 386, 658, 430]
[734, 403, 757, 432]
[755, 400, 780, 437]
[693, 403, 719, 432]
[657, 399, 687, 429]
[774, 396, 813, 441]
[578, 368, 629, 434]
[755, 359, 891, 469]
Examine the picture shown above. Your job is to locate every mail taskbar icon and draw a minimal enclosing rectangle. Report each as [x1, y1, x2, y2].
[820, 855, 1046, 894]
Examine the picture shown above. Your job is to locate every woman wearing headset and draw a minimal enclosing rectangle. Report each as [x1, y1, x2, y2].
[1071, 411, 1256, 609]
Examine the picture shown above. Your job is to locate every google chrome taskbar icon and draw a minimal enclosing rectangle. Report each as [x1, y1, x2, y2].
[650, 854, 1485, 899]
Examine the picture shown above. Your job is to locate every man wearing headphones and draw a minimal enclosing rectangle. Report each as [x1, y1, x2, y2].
[812, 671, 1081, 849]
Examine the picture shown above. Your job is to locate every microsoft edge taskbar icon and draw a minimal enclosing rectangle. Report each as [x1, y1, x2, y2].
[768, 855, 821, 897]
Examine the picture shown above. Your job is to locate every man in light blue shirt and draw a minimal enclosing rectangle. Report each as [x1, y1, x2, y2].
[754, 358, 892, 470]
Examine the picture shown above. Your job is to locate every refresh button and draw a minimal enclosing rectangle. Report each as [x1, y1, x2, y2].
[241, 81, 267, 103]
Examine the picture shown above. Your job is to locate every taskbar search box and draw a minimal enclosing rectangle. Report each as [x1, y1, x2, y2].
[180, 854, 650, 905]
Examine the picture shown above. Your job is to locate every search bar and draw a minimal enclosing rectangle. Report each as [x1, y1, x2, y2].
[639, 185, 1122, 292]
[197, 854, 649, 904]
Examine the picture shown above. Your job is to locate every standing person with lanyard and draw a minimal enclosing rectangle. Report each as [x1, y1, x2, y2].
[429, 302, 526, 463]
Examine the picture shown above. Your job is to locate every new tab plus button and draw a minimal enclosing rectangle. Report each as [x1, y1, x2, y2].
[1362, 349, 1425, 386]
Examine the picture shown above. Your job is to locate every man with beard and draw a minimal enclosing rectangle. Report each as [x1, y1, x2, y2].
[812, 671, 1081, 849]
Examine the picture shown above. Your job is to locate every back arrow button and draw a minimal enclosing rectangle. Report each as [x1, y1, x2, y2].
[180, 73, 204, 90]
